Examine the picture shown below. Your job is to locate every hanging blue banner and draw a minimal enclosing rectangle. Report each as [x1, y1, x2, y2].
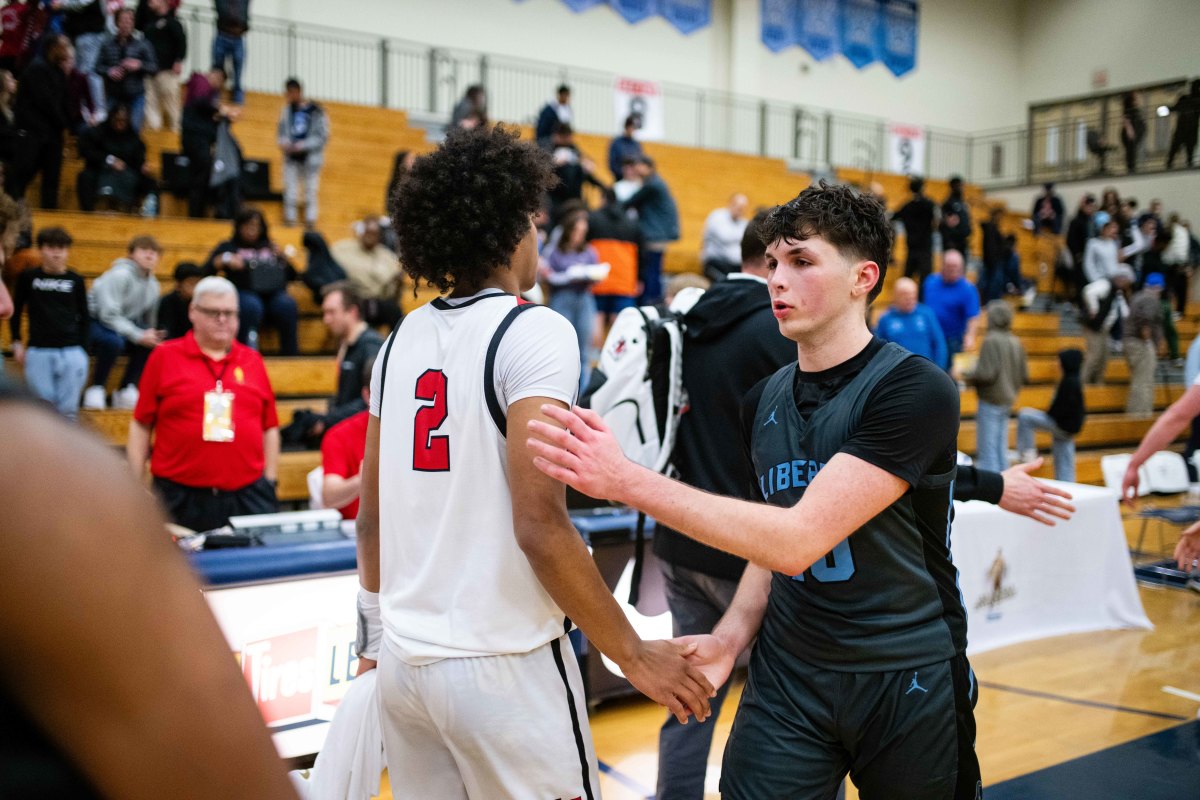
[561, 0, 605, 10]
[761, 0, 797, 52]
[880, 0, 918, 77]
[609, 0, 658, 24]
[796, 0, 840, 62]
[840, 0, 880, 68]
[660, 0, 710, 35]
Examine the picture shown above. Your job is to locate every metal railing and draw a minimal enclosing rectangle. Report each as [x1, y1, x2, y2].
[178, 7, 1198, 190]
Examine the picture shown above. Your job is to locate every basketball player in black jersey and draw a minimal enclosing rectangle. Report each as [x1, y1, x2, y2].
[529, 182, 983, 799]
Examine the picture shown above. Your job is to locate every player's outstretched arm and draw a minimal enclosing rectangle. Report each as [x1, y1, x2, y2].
[508, 396, 714, 724]
[528, 405, 908, 576]
[0, 400, 298, 800]
[1121, 385, 1200, 503]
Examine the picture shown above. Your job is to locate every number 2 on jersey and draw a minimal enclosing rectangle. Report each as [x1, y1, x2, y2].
[413, 369, 449, 471]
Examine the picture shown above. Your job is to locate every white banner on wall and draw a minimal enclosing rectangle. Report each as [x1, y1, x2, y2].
[886, 121, 926, 175]
[614, 76, 664, 141]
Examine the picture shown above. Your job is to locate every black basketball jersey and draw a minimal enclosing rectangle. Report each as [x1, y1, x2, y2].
[750, 342, 966, 672]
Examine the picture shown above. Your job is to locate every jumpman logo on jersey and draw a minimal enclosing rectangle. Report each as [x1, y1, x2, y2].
[905, 672, 928, 695]
[763, 407, 779, 427]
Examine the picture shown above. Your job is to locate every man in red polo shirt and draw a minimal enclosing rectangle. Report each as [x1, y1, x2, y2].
[319, 358, 372, 519]
[127, 275, 281, 532]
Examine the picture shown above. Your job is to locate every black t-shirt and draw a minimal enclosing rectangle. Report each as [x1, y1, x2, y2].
[741, 337, 959, 487]
[10, 268, 89, 349]
[743, 338, 965, 671]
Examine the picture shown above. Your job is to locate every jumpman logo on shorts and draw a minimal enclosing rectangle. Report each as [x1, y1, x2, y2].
[763, 407, 779, 427]
[905, 671, 928, 695]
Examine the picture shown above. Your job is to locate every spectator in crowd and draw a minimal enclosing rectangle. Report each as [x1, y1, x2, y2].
[891, 176, 937, 290]
[612, 156, 642, 203]
[1030, 182, 1064, 235]
[624, 155, 678, 305]
[1065, 194, 1097, 291]
[1121, 214, 1158, 280]
[544, 209, 602, 391]
[999, 234, 1024, 298]
[965, 300, 1027, 472]
[922, 248, 979, 365]
[535, 83, 571, 150]
[157, 261, 204, 340]
[0, 0, 33, 75]
[206, 207, 298, 355]
[587, 190, 642, 342]
[1162, 212, 1192, 316]
[84, 235, 163, 411]
[607, 114, 643, 179]
[0, 67, 17, 176]
[1083, 213, 1121, 284]
[9, 34, 72, 209]
[1139, 198, 1165, 239]
[75, 103, 157, 212]
[128, 275, 279, 531]
[449, 83, 486, 129]
[0, 190, 18, 325]
[277, 77, 328, 229]
[1080, 266, 1133, 385]
[0, 388, 303, 800]
[384, 148, 416, 212]
[875, 276, 948, 369]
[978, 204, 1006, 303]
[95, 7, 155, 131]
[283, 281, 382, 449]
[212, 0, 248, 104]
[329, 215, 403, 328]
[1166, 79, 1200, 169]
[181, 66, 233, 218]
[139, 0, 185, 133]
[546, 123, 605, 218]
[700, 193, 748, 282]
[320, 356, 373, 519]
[1017, 348, 1085, 482]
[63, 0, 113, 118]
[10, 226, 89, 418]
[940, 175, 972, 257]
[1125, 272, 1164, 416]
[653, 212, 795, 800]
[1120, 90, 1145, 174]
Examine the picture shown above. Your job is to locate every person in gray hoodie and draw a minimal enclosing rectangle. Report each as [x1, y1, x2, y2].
[276, 77, 329, 228]
[83, 235, 163, 410]
[966, 299, 1028, 472]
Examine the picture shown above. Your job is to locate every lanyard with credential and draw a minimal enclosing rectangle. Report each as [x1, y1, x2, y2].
[202, 353, 236, 443]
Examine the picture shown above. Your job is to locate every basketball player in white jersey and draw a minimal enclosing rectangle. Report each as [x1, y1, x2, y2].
[354, 125, 713, 799]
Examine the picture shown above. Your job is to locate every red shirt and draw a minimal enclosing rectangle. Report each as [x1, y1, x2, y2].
[320, 410, 368, 519]
[134, 332, 278, 491]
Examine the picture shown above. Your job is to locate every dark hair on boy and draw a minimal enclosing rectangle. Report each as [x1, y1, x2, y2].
[909, 176, 925, 194]
[285, 78, 301, 91]
[740, 209, 771, 265]
[36, 227, 73, 249]
[173, 262, 205, 283]
[128, 235, 162, 254]
[757, 180, 893, 304]
[389, 125, 556, 294]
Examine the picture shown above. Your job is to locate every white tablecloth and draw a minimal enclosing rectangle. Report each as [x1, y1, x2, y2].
[952, 481, 1152, 655]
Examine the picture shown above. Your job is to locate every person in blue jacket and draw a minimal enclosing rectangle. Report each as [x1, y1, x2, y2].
[875, 276, 948, 368]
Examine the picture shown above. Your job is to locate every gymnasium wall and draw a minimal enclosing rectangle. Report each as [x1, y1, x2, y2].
[253, 0, 1027, 131]
[1016, 0, 1200, 107]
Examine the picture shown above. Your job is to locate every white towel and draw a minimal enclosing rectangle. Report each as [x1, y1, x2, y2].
[289, 670, 385, 800]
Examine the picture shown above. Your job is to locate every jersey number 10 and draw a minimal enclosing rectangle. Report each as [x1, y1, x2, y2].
[413, 369, 450, 472]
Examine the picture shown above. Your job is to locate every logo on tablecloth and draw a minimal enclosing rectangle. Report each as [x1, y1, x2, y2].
[975, 548, 1015, 620]
[240, 624, 358, 727]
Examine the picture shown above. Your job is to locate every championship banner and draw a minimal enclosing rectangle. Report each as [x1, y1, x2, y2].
[659, 0, 711, 35]
[840, 0, 880, 68]
[796, 0, 841, 62]
[886, 121, 925, 175]
[761, 0, 798, 52]
[880, 0, 919, 77]
[615, 76, 664, 140]
[608, 0, 658, 24]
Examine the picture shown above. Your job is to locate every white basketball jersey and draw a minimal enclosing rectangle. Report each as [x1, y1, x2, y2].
[372, 291, 580, 664]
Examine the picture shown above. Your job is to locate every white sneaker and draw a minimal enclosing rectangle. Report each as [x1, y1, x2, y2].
[112, 385, 139, 410]
[82, 385, 107, 410]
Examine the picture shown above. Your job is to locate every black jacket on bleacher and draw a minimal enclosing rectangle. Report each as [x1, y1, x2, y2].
[14, 56, 69, 140]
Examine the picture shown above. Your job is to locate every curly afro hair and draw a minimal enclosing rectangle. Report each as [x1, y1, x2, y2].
[389, 125, 556, 294]
[758, 181, 893, 304]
